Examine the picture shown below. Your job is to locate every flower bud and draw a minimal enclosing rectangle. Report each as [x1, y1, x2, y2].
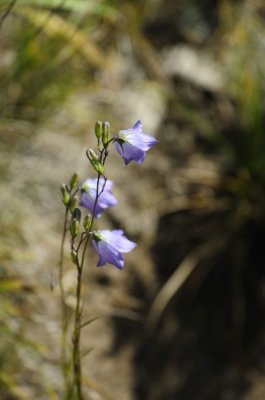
[83, 214, 92, 231]
[81, 183, 89, 193]
[69, 173, 79, 190]
[69, 195, 79, 212]
[94, 162, 104, 175]
[72, 207, 81, 222]
[95, 120, 103, 140]
[70, 250, 78, 265]
[102, 121, 110, 146]
[86, 148, 104, 175]
[70, 218, 79, 238]
[60, 184, 70, 206]
[86, 148, 99, 162]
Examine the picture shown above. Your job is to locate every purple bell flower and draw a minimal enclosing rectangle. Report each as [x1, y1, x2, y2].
[92, 229, 137, 269]
[114, 120, 158, 165]
[80, 178, 117, 218]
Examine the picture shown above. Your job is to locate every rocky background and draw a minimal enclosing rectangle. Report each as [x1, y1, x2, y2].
[0, 1, 265, 399]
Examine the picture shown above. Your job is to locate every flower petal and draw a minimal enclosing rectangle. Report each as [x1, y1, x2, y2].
[80, 178, 117, 217]
[126, 131, 158, 151]
[93, 240, 124, 269]
[115, 121, 157, 164]
[80, 192, 102, 217]
[83, 178, 113, 191]
[133, 120, 142, 131]
[97, 191, 118, 208]
[80, 192, 95, 211]
[115, 142, 145, 165]
[101, 230, 137, 253]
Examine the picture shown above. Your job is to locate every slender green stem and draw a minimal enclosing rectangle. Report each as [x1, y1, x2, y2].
[59, 208, 68, 300]
[59, 207, 72, 398]
[72, 262, 83, 400]
[72, 170, 104, 400]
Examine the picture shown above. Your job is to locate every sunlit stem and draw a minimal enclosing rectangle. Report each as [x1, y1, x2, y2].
[72, 146, 108, 400]
[58, 207, 72, 398]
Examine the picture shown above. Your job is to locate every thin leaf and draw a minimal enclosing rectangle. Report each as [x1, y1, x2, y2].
[81, 347, 93, 358]
[80, 316, 99, 328]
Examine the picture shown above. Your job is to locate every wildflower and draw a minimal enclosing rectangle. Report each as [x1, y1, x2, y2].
[114, 120, 158, 165]
[80, 178, 117, 218]
[92, 229, 137, 269]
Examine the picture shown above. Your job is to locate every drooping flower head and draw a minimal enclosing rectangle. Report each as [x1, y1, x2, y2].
[80, 178, 117, 218]
[114, 120, 158, 165]
[92, 229, 137, 269]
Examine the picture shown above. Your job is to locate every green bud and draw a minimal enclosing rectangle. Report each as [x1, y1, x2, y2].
[83, 214, 92, 231]
[86, 148, 104, 175]
[86, 148, 99, 162]
[95, 120, 103, 140]
[60, 184, 70, 206]
[70, 218, 79, 238]
[94, 162, 104, 175]
[69, 173, 79, 190]
[81, 183, 89, 193]
[102, 121, 110, 146]
[72, 207, 81, 221]
[70, 250, 78, 265]
[69, 195, 79, 212]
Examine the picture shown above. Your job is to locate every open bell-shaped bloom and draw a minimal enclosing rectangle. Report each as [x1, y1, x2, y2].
[114, 120, 158, 165]
[80, 178, 117, 218]
[92, 229, 137, 269]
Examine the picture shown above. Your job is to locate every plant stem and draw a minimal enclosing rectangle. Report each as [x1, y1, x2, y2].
[59, 208, 72, 398]
[73, 261, 83, 400]
[72, 173, 103, 400]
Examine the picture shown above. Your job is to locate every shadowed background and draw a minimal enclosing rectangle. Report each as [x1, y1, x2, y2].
[0, 0, 265, 399]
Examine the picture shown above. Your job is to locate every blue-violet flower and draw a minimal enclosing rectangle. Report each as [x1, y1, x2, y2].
[115, 120, 158, 165]
[80, 178, 117, 218]
[92, 229, 137, 269]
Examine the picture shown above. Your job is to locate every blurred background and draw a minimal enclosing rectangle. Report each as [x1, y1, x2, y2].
[0, 0, 265, 399]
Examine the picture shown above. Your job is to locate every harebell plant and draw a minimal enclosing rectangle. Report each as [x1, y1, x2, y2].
[58, 120, 157, 399]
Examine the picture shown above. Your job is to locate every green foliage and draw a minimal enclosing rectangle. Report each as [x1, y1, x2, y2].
[5, 0, 118, 16]
[221, 2, 265, 186]
[0, 0, 119, 121]
[0, 0, 118, 15]
[0, 19, 82, 120]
